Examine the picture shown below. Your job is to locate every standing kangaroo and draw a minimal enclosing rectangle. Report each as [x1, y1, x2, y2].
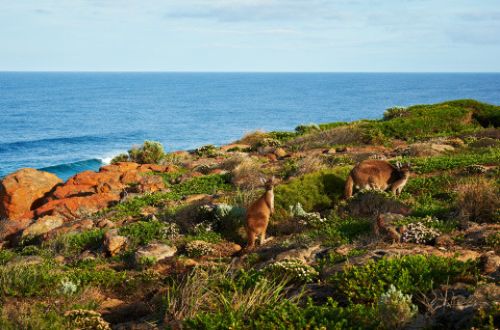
[245, 176, 276, 250]
[344, 160, 410, 199]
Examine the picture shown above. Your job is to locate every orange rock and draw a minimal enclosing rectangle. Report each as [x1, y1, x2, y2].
[0, 217, 32, 242]
[52, 184, 96, 199]
[100, 162, 139, 173]
[35, 192, 121, 219]
[0, 168, 62, 220]
[120, 170, 143, 185]
[137, 175, 166, 193]
[67, 170, 122, 187]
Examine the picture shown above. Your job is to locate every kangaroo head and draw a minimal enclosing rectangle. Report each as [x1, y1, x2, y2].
[261, 176, 276, 190]
[398, 162, 411, 177]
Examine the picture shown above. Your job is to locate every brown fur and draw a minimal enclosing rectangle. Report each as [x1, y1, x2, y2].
[344, 160, 410, 199]
[245, 177, 276, 250]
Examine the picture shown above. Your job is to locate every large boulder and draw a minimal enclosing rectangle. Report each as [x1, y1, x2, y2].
[0, 168, 62, 220]
[34, 192, 121, 219]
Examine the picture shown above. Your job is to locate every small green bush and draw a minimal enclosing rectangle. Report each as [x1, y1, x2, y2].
[275, 167, 349, 214]
[408, 147, 500, 174]
[330, 255, 478, 304]
[118, 220, 169, 247]
[47, 229, 105, 257]
[263, 259, 319, 283]
[195, 144, 218, 157]
[377, 285, 418, 329]
[112, 140, 166, 164]
[184, 299, 378, 330]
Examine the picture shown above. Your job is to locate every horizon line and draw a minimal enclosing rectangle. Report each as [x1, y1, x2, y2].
[1, 70, 500, 74]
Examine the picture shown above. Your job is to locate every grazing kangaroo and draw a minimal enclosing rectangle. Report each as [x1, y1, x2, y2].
[245, 176, 276, 250]
[344, 160, 410, 199]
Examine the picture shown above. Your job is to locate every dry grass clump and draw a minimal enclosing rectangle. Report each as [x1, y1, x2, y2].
[164, 267, 292, 326]
[455, 177, 499, 223]
[287, 125, 364, 151]
[219, 152, 249, 171]
[231, 158, 265, 190]
[236, 131, 269, 149]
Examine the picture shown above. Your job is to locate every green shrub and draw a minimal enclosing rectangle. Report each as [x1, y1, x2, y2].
[383, 106, 409, 120]
[118, 220, 169, 247]
[110, 153, 129, 164]
[307, 217, 371, 247]
[444, 99, 500, 127]
[112, 140, 166, 164]
[185, 240, 214, 257]
[0, 303, 70, 329]
[184, 299, 379, 330]
[111, 173, 232, 218]
[408, 146, 500, 174]
[275, 168, 349, 214]
[268, 131, 297, 142]
[47, 229, 105, 257]
[295, 123, 320, 135]
[330, 255, 478, 304]
[195, 144, 218, 157]
[377, 285, 418, 329]
[373, 101, 482, 140]
[263, 259, 319, 283]
[0, 261, 60, 297]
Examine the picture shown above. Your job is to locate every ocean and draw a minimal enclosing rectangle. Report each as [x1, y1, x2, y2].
[1, 72, 499, 180]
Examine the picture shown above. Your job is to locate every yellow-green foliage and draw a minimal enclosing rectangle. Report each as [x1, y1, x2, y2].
[274, 167, 350, 214]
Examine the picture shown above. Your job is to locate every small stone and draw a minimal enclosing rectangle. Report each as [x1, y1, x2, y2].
[134, 243, 176, 264]
[103, 229, 127, 256]
[96, 219, 116, 229]
[274, 148, 287, 158]
[479, 251, 500, 274]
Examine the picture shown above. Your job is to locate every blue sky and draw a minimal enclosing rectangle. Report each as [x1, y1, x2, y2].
[1, 0, 499, 72]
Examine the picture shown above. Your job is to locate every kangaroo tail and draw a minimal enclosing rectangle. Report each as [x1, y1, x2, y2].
[344, 174, 354, 199]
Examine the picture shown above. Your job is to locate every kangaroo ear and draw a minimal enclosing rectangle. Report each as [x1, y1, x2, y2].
[395, 161, 402, 169]
[260, 177, 267, 185]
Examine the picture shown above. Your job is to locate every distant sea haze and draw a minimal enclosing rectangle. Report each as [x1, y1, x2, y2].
[1, 72, 500, 180]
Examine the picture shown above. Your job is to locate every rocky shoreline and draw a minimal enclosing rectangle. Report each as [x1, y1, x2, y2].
[0, 99, 498, 329]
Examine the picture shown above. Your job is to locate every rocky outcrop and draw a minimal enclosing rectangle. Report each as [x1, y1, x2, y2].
[33, 162, 170, 220]
[0, 168, 62, 220]
[34, 192, 121, 219]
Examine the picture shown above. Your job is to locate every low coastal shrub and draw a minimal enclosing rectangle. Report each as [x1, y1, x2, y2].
[274, 168, 349, 215]
[184, 299, 379, 330]
[111, 173, 232, 218]
[263, 259, 319, 283]
[377, 285, 418, 329]
[112, 140, 166, 164]
[118, 220, 170, 247]
[329, 255, 478, 304]
[408, 146, 500, 173]
[46, 229, 105, 257]
[306, 216, 372, 247]
[455, 177, 500, 223]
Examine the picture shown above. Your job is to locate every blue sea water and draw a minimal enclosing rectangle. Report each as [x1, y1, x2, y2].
[1, 72, 500, 181]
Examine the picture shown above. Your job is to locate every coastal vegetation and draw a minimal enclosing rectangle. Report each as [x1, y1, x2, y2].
[0, 99, 498, 329]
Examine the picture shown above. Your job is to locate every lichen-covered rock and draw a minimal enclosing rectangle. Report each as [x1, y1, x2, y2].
[21, 215, 65, 238]
[0, 168, 62, 220]
[134, 243, 177, 263]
